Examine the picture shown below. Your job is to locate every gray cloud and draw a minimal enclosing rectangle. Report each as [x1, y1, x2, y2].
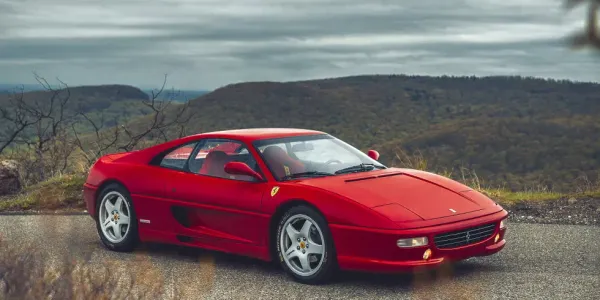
[0, 0, 597, 89]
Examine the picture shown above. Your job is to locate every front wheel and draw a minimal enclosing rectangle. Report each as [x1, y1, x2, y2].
[276, 205, 337, 284]
[95, 183, 138, 252]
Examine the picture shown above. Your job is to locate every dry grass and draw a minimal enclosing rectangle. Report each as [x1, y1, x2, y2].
[479, 188, 564, 204]
[0, 242, 171, 300]
[0, 174, 86, 211]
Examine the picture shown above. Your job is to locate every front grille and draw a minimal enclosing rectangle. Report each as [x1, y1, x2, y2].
[434, 223, 496, 249]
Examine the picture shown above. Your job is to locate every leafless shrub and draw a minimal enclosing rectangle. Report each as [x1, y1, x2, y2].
[391, 147, 428, 171]
[70, 111, 121, 168]
[0, 74, 76, 185]
[72, 74, 195, 168]
[0, 87, 40, 155]
[573, 172, 600, 193]
[116, 74, 194, 152]
[1, 73, 196, 182]
[18, 74, 74, 181]
[458, 167, 483, 191]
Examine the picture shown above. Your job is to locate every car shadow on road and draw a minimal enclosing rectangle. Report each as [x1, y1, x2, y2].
[334, 260, 501, 288]
[107, 241, 502, 289]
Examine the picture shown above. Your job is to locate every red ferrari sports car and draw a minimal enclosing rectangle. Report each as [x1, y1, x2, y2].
[83, 128, 508, 284]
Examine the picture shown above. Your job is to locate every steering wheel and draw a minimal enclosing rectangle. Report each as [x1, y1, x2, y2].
[325, 159, 342, 165]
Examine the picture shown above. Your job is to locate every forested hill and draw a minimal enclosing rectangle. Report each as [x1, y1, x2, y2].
[0, 84, 155, 134]
[145, 74, 600, 192]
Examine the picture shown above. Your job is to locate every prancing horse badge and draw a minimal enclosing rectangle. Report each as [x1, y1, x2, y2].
[271, 186, 280, 197]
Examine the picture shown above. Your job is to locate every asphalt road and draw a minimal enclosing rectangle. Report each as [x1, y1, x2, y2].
[0, 215, 598, 299]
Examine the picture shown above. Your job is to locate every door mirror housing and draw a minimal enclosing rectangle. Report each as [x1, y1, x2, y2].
[367, 150, 380, 161]
[224, 162, 264, 181]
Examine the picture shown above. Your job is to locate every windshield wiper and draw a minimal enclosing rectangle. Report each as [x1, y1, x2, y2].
[334, 163, 386, 175]
[282, 171, 334, 180]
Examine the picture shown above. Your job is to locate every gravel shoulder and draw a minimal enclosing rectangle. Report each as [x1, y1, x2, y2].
[503, 197, 599, 226]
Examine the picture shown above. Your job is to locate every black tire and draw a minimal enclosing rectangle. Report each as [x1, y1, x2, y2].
[275, 205, 337, 284]
[95, 183, 139, 252]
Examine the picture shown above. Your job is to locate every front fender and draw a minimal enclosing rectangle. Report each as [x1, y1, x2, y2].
[264, 183, 400, 230]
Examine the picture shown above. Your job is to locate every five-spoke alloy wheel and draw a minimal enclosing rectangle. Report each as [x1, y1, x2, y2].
[276, 205, 336, 284]
[95, 183, 138, 252]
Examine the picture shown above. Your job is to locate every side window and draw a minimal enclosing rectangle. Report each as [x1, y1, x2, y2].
[159, 142, 198, 170]
[191, 139, 262, 182]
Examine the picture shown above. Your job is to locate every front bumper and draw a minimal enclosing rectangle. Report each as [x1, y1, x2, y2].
[330, 209, 508, 273]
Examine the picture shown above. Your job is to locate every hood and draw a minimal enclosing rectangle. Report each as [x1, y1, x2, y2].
[298, 168, 492, 221]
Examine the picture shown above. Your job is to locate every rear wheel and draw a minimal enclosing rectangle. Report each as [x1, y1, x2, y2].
[95, 183, 138, 252]
[276, 205, 337, 284]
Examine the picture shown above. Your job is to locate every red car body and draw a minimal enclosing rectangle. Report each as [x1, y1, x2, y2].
[84, 128, 508, 274]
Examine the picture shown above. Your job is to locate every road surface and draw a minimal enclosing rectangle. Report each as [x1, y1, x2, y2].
[0, 215, 598, 299]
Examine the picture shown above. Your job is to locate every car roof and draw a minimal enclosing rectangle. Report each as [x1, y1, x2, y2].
[188, 128, 326, 142]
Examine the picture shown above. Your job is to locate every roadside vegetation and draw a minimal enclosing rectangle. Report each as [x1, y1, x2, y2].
[1, 148, 598, 213]
[0, 241, 172, 299]
[0, 174, 86, 212]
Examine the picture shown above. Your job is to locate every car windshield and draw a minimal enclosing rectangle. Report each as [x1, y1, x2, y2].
[253, 134, 386, 181]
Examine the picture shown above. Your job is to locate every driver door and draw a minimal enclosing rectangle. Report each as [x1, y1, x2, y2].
[163, 138, 270, 246]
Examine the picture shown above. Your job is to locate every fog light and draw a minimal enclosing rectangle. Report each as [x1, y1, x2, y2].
[397, 237, 429, 248]
[494, 233, 500, 243]
[423, 249, 432, 260]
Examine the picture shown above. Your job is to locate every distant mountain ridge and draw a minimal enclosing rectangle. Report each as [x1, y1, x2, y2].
[137, 74, 600, 192]
[0, 83, 210, 102]
[141, 89, 210, 102]
[0, 84, 46, 94]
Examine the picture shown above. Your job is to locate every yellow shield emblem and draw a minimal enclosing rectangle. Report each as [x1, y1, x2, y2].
[271, 186, 280, 197]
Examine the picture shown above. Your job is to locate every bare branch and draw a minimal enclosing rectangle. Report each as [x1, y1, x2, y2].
[113, 74, 194, 152]
[71, 110, 121, 167]
[0, 87, 43, 154]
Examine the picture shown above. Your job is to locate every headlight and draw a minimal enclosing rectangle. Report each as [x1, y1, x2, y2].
[500, 219, 506, 229]
[397, 237, 429, 248]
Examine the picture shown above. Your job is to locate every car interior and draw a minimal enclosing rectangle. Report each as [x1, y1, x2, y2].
[189, 148, 261, 181]
[261, 145, 306, 179]
[158, 140, 350, 181]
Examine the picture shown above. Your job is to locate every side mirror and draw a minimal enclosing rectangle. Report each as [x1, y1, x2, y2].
[367, 150, 380, 161]
[224, 162, 264, 181]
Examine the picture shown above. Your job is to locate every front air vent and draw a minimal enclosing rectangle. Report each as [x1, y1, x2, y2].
[171, 206, 191, 227]
[433, 223, 496, 249]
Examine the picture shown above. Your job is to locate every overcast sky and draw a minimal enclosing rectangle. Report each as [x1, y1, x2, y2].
[0, 0, 598, 90]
